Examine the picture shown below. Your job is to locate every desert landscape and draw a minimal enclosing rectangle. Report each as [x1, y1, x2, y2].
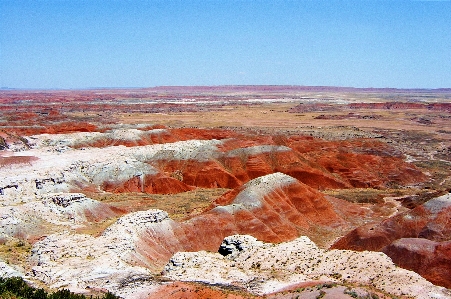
[1, 86, 451, 299]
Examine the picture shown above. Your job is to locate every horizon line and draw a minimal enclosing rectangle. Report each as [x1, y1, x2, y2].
[1, 85, 451, 93]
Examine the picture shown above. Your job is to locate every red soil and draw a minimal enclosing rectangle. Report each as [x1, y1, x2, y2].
[55, 126, 425, 197]
[5, 122, 99, 136]
[148, 132, 424, 193]
[0, 155, 38, 167]
[287, 138, 424, 189]
[332, 198, 451, 252]
[101, 173, 194, 194]
[383, 238, 451, 289]
[71, 127, 238, 149]
[153, 160, 242, 189]
[133, 176, 348, 269]
[83, 204, 127, 223]
[332, 195, 451, 288]
[1, 88, 445, 293]
[149, 281, 257, 299]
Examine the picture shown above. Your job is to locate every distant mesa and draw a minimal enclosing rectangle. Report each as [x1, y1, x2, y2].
[289, 101, 451, 113]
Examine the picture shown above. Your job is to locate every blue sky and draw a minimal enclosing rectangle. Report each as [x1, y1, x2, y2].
[0, 0, 450, 89]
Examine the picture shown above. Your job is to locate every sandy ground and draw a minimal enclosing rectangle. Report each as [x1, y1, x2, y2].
[113, 103, 451, 134]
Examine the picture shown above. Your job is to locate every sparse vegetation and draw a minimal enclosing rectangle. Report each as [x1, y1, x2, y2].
[1, 87, 450, 298]
[316, 290, 326, 298]
[0, 277, 120, 299]
[0, 239, 32, 269]
[344, 288, 359, 298]
[323, 188, 388, 204]
[85, 188, 229, 221]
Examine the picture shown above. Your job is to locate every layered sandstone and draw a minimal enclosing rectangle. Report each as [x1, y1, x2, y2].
[384, 238, 451, 289]
[130, 173, 349, 268]
[26, 173, 357, 296]
[333, 193, 451, 252]
[0, 122, 441, 297]
[333, 193, 451, 288]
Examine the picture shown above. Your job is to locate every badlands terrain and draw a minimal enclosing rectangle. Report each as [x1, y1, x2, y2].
[1, 86, 451, 298]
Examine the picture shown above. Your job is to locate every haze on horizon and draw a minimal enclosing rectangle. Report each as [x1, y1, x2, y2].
[0, 0, 450, 90]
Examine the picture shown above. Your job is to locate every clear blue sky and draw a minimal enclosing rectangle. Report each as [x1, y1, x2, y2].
[0, 0, 450, 89]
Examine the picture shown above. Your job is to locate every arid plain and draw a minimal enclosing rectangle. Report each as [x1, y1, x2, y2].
[1, 86, 451, 299]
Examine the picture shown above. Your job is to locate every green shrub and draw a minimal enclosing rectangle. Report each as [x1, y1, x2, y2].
[0, 277, 120, 299]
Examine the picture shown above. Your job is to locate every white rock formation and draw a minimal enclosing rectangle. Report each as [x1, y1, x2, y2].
[28, 209, 172, 298]
[225, 145, 291, 157]
[228, 172, 297, 209]
[0, 193, 117, 241]
[0, 260, 24, 278]
[0, 132, 227, 241]
[0, 130, 298, 241]
[1, 135, 224, 204]
[423, 192, 451, 213]
[163, 234, 451, 299]
[28, 128, 167, 150]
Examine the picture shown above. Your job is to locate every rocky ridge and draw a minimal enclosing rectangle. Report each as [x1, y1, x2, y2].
[162, 234, 450, 299]
[0, 127, 424, 243]
[22, 171, 367, 298]
[333, 193, 451, 288]
[0, 125, 445, 298]
[28, 210, 172, 297]
[0, 192, 121, 242]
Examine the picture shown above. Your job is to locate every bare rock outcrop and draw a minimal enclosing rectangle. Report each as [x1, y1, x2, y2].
[208, 172, 345, 241]
[218, 235, 264, 258]
[26, 174, 353, 293]
[0, 260, 24, 278]
[0, 137, 224, 206]
[333, 193, 451, 252]
[119, 173, 349, 269]
[287, 137, 425, 189]
[383, 238, 451, 289]
[333, 193, 451, 288]
[162, 234, 450, 298]
[22, 128, 425, 193]
[0, 193, 122, 241]
[28, 210, 172, 297]
[0, 125, 434, 297]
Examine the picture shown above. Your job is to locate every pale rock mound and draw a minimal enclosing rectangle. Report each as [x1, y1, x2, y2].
[225, 145, 291, 157]
[25, 173, 351, 297]
[0, 137, 222, 240]
[99, 173, 347, 271]
[0, 260, 24, 278]
[30, 232, 155, 298]
[0, 193, 119, 241]
[28, 210, 171, 298]
[28, 128, 165, 149]
[1, 137, 223, 204]
[38, 193, 118, 223]
[163, 235, 450, 299]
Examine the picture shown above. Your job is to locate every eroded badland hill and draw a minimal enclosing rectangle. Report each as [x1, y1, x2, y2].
[1, 86, 451, 298]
